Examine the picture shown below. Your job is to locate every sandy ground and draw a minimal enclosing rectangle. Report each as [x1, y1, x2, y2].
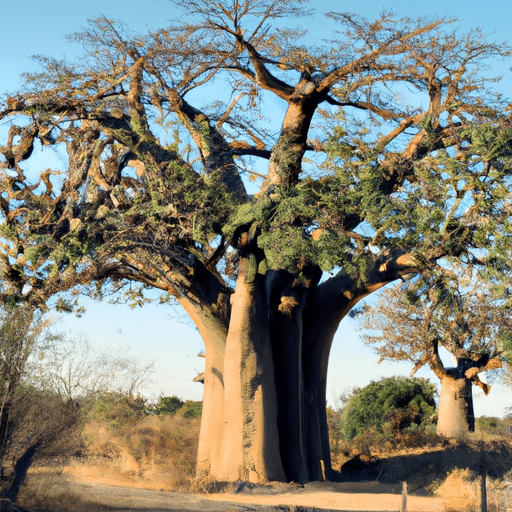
[50, 476, 444, 512]
[208, 481, 444, 512]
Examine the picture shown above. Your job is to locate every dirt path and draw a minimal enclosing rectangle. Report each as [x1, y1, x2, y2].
[62, 479, 444, 512]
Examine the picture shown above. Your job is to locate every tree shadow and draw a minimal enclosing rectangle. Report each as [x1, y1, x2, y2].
[337, 439, 512, 491]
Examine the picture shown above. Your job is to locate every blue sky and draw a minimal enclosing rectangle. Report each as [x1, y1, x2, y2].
[1, 0, 511, 416]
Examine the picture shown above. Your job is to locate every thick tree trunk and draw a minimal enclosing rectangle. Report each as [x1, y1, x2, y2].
[270, 306, 308, 482]
[178, 300, 228, 479]
[301, 275, 360, 481]
[195, 323, 227, 478]
[2, 442, 41, 503]
[214, 263, 285, 482]
[194, 264, 363, 484]
[437, 370, 475, 437]
[301, 322, 339, 481]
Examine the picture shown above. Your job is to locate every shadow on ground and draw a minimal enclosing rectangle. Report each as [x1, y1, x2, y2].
[338, 439, 512, 490]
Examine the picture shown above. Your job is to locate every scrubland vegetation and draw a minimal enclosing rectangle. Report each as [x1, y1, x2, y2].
[78, 393, 202, 489]
[328, 405, 512, 512]
[11, 393, 202, 511]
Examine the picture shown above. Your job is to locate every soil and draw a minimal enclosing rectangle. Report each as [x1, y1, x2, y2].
[28, 475, 444, 512]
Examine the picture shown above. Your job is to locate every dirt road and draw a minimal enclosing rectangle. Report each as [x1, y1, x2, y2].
[67, 480, 444, 512]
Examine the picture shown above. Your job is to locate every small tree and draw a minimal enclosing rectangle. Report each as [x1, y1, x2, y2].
[85, 391, 147, 429]
[180, 401, 202, 418]
[0, 305, 82, 504]
[2, 386, 81, 504]
[357, 269, 512, 437]
[339, 376, 436, 440]
[326, 406, 343, 454]
[0, 306, 155, 505]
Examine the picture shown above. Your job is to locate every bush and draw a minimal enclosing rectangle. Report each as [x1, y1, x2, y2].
[478, 416, 503, 436]
[327, 406, 343, 454]
[339, 376, 436, 439]
[179, 401, 202, 418]
[148, 395, 185, 415]
[84, 392, 146, 429]
[81, 413, 200, 490]
[145, 397, 201, 417]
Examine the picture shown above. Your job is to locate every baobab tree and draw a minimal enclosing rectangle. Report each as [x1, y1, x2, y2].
[1, 0, 512, 482]
[357, 269, 512, 437]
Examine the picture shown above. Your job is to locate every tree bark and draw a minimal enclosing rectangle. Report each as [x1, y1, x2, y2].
[437, 370, 475, 437]
[299, 273, 366, 481]
[267, 100, 317, 187]
[269, 272, 309, 483]
[190, 311, 228, 478]
[213, 260, 285, 483]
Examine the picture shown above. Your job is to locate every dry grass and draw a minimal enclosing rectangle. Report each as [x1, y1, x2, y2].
[17, 414, 200, 511]
[14, 413, 512, 511]
[331, 425, 447, 469]
[74, 413, 200, 491]
[435, 468, 512, 512]
[17, 469, 110, 512]
[436, 468, 480, 512]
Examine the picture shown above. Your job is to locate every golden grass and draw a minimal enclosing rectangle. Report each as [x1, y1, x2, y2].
[436, 468, 480, 512]
[73, 414, 200, 491]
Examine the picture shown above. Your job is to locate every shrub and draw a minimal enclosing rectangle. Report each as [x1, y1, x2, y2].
[327, 406, 343, 454]
[81, 413, 200, 490]
[478, 416, 504, 435]
[148, 395, 185, 415]
[339, 376, 436, 439]
[436, 468, 479, 512]
[84, 392, 146, 429]
[179, 401, 202, 418]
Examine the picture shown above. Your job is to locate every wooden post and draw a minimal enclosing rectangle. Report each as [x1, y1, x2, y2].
[480, 472, 487, 512]
[401, 481, 407, 512]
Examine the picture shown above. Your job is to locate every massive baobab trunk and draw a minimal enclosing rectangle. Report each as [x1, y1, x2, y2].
[193, 232, 376, 483]
[196, 282, 336, 483]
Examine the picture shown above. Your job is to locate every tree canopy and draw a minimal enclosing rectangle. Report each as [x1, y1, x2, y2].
[1, 0, 512, 482]
[1, 2, 511, 310]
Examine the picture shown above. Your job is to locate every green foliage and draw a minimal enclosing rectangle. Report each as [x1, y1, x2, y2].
[85, 392, 146, 429]
[326, 405, 343, 453]
[179, 400, 202, 418]
[358, 267, 512, 394]
[148, 395, 185, 415]
[477, 416, 503, 435]
[1, 5, 512, 312]
[339, 376, 437, 440]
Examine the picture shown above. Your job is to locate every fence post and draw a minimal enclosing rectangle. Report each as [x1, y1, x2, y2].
[401, 481, 407, 512]
[480, 472, 487, 512]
